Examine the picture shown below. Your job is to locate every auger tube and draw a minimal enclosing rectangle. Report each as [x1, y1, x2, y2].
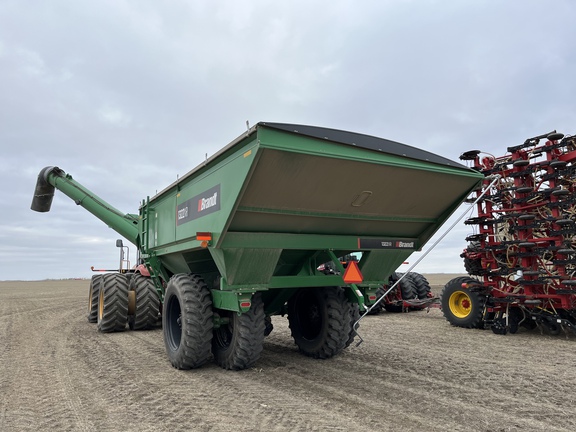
[31, 166, 140, 245]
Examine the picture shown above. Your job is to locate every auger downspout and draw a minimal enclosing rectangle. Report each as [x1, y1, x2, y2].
[31, 166, 140, 246]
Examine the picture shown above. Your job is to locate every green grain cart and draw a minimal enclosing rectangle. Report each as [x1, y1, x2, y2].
[31, 122, 482, 370]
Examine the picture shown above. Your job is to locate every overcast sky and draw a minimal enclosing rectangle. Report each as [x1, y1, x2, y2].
[1, 0, 575, 280]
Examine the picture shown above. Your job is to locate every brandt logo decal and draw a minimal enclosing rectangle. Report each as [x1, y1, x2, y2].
[198, 192, 218, 212]
[358, 238, 417, 249]
[395, 241, 415, 248]
[177, 184, 221, 225]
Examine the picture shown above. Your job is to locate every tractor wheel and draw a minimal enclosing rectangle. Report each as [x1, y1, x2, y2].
[87, 274, 103, 323]
[383, 273, 417, 312]
[212, 293, 266, 370]
[129, 273, 160, 330]
[97, 273, 129, 333]
[287, 287, 352, 359]
[441, 276, 487, 328]
[163, 273, 213, 370]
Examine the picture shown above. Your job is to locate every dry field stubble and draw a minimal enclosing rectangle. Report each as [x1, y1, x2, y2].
[1, 277, 575, 432]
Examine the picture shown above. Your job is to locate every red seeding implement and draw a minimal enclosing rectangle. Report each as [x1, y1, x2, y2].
[442, 131, 576, 335]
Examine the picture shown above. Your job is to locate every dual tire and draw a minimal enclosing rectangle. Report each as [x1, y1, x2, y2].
[383, 272, 431, 312]
[287, 286, 354, 359]
[88, 273, 160, 332]
[129, 273, 160, 330]
[97, 273, 129, 333]
[162, 273, 267, 371]
[212, 293, 266, 370]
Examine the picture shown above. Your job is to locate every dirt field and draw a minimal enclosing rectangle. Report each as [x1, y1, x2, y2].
[1, 276, 575, 432]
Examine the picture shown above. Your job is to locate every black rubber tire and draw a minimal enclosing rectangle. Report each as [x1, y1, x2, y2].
[212, 293, 266, 370]
[441, 276, 487, 328]
[463, 242, 484, 276]
[287, 287, 352, 359]
[97, 273, 129, 333]
[464, 257, 483, 276]
[396, 272, 418, 299]
[383, 273, 417, 312]
[345, 302, 361, 348]
[129, 273, 160, 330]
[407, 272, 432, 299]
[163, 273, 213, 370]
[87, 274, 103, 323]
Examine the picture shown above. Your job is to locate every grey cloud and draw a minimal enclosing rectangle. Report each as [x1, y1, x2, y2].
[1, 0, 575, 279]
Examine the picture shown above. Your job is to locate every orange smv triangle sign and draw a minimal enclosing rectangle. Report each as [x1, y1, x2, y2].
[343, 260, 363, 284]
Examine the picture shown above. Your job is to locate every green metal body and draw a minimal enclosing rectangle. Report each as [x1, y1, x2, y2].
[32, 123, 483, 314]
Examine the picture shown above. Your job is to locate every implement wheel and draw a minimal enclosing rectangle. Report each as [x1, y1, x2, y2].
[163, 274, 213, 370]
[441, 276, 487, 328]
[288, 287, 352, 359]
[463, 242, 484, 276]
[407, 272, 432, 300]
[87, 274, 103, 323]
[212, 293, 266, 370]
[97, 273, 129, 333]
[384, 273, 417, 312]
[129, 273, 160, 330]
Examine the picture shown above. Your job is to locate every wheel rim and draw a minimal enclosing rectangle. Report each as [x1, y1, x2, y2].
[98, 289, 104, 321]
[165, 295, 182, 351]
[449, 290, 472, 318]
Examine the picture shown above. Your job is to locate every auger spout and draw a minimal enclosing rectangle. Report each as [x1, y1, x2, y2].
[31, 166, 140, 246]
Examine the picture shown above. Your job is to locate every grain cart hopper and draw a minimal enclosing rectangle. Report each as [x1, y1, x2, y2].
[442, 131, 576, 336]
[31, 122, 482, 370]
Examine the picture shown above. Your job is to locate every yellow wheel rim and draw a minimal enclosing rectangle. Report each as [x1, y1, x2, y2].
[98, 289, 104, 321]
[449, 290, 472, 319]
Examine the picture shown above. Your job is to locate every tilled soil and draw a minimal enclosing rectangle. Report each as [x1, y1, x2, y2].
[1, 277, 575, 432]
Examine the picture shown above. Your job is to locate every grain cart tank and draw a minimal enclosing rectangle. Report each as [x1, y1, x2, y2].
[31, 122, 483, 370]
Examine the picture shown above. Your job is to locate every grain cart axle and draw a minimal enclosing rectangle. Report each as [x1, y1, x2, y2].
[32, 122, 482, 370]
[442, 131, 576, 336]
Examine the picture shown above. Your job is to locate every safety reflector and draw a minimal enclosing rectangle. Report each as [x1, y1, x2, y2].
[240, 301, 251, 308]
[343, 261, 363, 284]
[196, 232, 212, 241]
